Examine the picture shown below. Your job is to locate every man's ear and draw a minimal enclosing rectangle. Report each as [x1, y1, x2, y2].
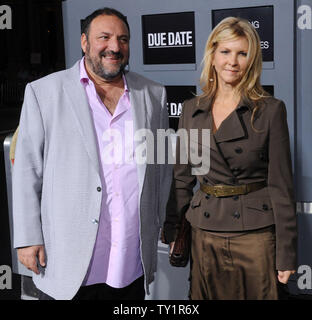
[81, 33, 88, 54]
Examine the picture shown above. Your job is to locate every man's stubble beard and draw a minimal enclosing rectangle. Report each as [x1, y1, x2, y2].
[85, 43, 129, 81]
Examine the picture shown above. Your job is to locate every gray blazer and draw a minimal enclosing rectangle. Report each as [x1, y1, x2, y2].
[12, 61, 172, 299]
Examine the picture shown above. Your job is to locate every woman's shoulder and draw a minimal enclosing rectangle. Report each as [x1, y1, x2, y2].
[257, 96, 287, 117]
[180, 96, 201, 117]
[183, 95, 200, 108]
[182, 95, 212, 114]
[258, 96, 285, 108]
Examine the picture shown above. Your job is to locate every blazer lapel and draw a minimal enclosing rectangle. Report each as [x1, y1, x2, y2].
[126, 75, 147, 136]
[192, 97, 218, 152]
[212, 101, 251, 180]
[193, 97, 247, 179]
[124, 72, 147, 194]
[63, 62, 100, 174]
[214, 109, 247, 143]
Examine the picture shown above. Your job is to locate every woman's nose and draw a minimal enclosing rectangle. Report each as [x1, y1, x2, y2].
[228, 54, 238, 66]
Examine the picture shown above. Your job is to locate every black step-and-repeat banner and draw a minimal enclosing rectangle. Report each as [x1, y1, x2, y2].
[212, 6, 274, 61]
[263, 85, 274, 96]
[142, 12, 196, 64]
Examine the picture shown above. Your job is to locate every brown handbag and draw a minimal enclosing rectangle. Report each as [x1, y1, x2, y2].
[169, 214, 191, 267]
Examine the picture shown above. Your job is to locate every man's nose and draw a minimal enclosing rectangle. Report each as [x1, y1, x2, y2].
[107, 38, 121, 52]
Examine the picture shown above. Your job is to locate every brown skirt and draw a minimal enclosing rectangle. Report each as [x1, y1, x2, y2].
[190, 226, 279, 300]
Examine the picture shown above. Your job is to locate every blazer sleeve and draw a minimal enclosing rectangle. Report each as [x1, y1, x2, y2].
[268, 99, 297, 270]
[162, 100, 197, 243]
[158, 87, 173, 227]
[12, 83, 44, 248]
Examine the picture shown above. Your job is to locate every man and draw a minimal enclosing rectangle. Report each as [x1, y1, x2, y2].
[12, 8, 172, 300]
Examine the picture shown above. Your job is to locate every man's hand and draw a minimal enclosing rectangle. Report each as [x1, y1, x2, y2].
[17, 245, 46, 275]
[277, 270, 296, 284]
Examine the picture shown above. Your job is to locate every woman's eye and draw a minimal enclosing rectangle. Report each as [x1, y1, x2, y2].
[240, 52, 247, 56]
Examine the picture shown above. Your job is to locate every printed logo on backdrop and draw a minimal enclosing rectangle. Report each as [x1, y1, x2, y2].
[142, 12, 196, 64]
[165, 86, 196, 131]
[212, 6, 273, 62]
[0, 5, 12, 30]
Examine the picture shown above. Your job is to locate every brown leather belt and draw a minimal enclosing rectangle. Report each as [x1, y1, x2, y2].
[200, 181, 267, 197]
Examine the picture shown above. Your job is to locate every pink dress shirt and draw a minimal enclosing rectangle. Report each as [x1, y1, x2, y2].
[79, 58, 143, 288]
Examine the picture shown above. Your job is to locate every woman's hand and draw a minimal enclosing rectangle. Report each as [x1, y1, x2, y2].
[277, 270, 296, 284]
[169, 242, 175, 256]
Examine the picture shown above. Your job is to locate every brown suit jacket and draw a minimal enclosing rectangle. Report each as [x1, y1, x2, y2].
[163, 95, 297, 270]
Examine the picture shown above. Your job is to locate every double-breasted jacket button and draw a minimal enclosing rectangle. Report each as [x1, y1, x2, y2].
[205, 194, 210, 200]
[233, 211, 240, 219]
[204, 212, 210, 218]
[262, 204, 269, 211]
[235, 147, 243, 154]
[232, 168, 240, 176]
[233, 195, 239, 201]
[259, 152, 266, 161]
[97, 187, 102, 192]
[203, 177, 208, 184]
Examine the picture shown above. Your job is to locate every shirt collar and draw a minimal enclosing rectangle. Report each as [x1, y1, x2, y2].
[79, 56, 129, 92]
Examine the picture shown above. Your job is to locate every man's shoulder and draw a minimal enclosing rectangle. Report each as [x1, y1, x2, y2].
[125, 71, 164, 90]
[29, 61, 80, 90]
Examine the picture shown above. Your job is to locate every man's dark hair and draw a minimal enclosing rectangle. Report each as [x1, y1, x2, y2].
[81, 7, 130, 38]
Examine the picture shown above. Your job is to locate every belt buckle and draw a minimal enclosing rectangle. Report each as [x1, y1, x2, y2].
[214, 185, 225, 197]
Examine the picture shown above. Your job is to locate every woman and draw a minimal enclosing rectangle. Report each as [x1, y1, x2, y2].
[162, 17, 297, 300]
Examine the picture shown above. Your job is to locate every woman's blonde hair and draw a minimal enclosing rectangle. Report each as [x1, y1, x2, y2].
[199, 17, 269, 106]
